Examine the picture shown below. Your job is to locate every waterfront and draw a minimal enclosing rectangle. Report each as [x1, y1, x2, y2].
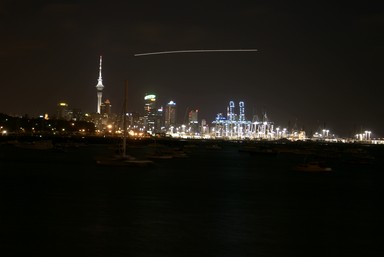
[1, 140, 383, 257]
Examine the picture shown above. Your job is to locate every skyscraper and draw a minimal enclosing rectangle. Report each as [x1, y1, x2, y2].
[165, 100, 177, 129]
[188, 109, 199, 134]
[56, 102, 69, 120]
[144, 94, 157, 133]
[100, 99, 112, 116]
[95, 56, 104, 114]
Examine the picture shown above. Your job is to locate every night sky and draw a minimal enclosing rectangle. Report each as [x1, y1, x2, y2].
[1, 1, 383, 137]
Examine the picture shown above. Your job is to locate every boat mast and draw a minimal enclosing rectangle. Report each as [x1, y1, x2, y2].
[122, 80, 128, 157]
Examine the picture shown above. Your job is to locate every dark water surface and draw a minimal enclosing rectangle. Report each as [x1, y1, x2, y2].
[1, 142, 383, 257]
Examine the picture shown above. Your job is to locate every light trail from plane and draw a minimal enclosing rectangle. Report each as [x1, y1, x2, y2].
[134, 49, 258, 57]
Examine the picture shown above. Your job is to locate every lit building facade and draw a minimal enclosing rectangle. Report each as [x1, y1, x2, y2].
[164, 101, 177, 130]
[188, 109, 199, 134]
[56, 102, 70, 120]
[100, 99, 112, 116]
[143, 94, 157, 134]
[155, 106, 164, 133]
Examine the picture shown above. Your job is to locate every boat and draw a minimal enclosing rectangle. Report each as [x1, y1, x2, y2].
[205, 144, 222, 150]
[239, 145, 278, 156]
[169, 148, 188, 158]
[292, 161, 332, 172]
[95, 80, 154, 167]
[145, 139, 187, 159]
[96, 155, 154, 167]
[147, 153, 173, 160]
[12, 140, 54, 150]
[146, 146, 174, 160]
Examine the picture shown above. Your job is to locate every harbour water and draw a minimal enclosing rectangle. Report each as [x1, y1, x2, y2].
[1, 140, 383, 257]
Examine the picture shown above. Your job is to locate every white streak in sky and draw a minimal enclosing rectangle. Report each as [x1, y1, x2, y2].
[134, 49, 258, 57]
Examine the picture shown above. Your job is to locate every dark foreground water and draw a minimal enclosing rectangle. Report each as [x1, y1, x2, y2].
[1, 142, 383, 257]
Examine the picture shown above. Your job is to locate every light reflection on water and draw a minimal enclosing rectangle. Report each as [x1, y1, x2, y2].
[1, 143, 383, 257]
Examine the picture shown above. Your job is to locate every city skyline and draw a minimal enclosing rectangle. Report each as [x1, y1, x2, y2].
[1, 1, 383, 137]
[0, 62, 377, 139]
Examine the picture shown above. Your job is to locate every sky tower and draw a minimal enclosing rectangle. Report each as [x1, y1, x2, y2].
[95, 55, 104, 114]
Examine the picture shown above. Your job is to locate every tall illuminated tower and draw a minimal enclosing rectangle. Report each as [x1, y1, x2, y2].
[144, 94, 157, 133]
[165, 100, 177, 129]
[95, 56, 104, 114]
